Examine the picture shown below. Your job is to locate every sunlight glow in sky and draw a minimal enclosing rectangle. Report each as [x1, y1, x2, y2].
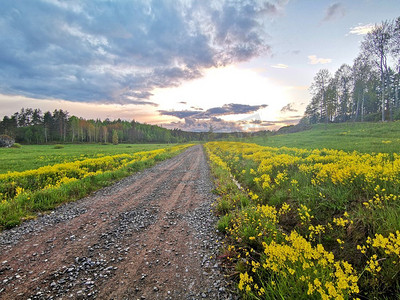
[0, 1, 398, 132]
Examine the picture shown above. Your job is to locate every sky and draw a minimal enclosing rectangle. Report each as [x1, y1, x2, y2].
[0, 1, 399, 132]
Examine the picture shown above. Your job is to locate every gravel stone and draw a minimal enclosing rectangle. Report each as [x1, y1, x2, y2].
[0, 145, 237, 299]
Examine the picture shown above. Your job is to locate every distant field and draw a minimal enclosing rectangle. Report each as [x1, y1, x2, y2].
[248, 122, 400, 153]
[0, 143, 175, 174]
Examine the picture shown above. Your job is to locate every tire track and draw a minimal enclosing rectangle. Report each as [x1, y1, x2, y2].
[0, 145, 235, 299]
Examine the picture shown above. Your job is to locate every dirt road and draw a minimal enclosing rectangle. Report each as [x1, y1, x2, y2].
[0, 145, 234, 299]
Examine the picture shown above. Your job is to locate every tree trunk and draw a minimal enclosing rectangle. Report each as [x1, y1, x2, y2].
[381, 77, 385, 122]
[44, 127, 48, 143]
[355, 92, 361, 122]
[380, 56, 385, 122]
[361, 91, 365, 122]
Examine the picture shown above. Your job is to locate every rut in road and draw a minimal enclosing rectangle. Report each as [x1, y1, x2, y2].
[0, 145, 235, 299]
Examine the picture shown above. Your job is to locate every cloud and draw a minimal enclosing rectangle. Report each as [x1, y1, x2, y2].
[280, 103, 297, 112]
[178, 101, 187, 105]
[158, 110, 202, 119]
[159, 103, 268, 132]
[271, 63, 288, 69]
[348, 24, 374, 35]
[159, 103, 267, 120]
[0, 0, 287, 105]
[308, 55, 332, 65]
[162, 118, 242, 133]
[323, 3, 345, 22]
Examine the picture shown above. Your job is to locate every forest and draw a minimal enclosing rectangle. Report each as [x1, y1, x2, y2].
[0, 108, 256, 144]
[0, 108, 200, 144]
[304, 17, 400, 124]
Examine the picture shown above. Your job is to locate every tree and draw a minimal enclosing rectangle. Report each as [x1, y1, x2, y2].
[207, 124, 215, 141]
[334, 64, 353, 121]
[352, 54, 372, 121]
[112, 129, 118, 145]
[391, 17, 400, 74]
[0, 115, 17, 137]
[390, 17, 400, 114]
[43, 111, 53, 143]
[310, 69, 332, 124]
[362, 21, 392, 121]
[52, 109, 69, 141]
[304, 95, 321, 124]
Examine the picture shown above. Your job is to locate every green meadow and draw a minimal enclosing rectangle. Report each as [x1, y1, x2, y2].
[248, 122, 400, 154]
[0, 143, 175, 174]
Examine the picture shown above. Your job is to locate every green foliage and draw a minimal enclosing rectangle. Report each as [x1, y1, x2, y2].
[217, 214, 232, 233]
[0, 145, 191, 230]
[0, 143, 174, 174]
[0, 107, 209, 144]
[11, 143, 21, 148]
[206, 141, 400, 298]
[112, 129, 118, 145]
[53, 144, 64, 149]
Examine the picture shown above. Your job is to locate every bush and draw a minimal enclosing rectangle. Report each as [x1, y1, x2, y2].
[53, 144, 64, 149]
[11, 143, 21, 148]
[0, 135, 15, 148]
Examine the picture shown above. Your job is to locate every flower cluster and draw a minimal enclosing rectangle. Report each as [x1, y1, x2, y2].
[205, 141, 400, 298]
[0, 145, 191, 203]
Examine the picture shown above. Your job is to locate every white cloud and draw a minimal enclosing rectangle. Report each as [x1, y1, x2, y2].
[272, 63, 289, 69]
[308, 55, 332, 65]
[349, 24, 374, 35]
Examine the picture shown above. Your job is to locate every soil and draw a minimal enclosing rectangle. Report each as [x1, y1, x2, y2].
[0, 145, 236, 299]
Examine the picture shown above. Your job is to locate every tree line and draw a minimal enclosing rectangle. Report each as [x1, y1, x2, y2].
[0, 108, 258, 144]
[0, 108, 195, 144]
[304, 17, 400, 124]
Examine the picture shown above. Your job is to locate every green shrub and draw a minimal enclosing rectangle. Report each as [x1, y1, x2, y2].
[11, 143, 21, 148]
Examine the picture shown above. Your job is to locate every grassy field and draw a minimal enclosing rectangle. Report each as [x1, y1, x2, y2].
[0, 143, 176, 174]
[0, 144, 192, 229]
[206, 122, 400, 299]
[248, 122, 400, 153]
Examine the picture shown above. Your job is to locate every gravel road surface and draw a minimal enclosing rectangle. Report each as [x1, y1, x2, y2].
[0, 145, 236, 299]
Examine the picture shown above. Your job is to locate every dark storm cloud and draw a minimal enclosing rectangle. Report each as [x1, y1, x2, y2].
[204, 103, 268, 117]
[322, 3, 345, 22]
[0, 0, 286, 104]
[159, 103, 267, 119]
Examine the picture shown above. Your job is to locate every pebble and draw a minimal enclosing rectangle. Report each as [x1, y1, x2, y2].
[0, 146, 237, 299]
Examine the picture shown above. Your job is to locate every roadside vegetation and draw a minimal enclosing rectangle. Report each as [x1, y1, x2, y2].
[0, 143, 176, 174]
[0, 144, 192, 229]
[206, 141, 400, 299]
